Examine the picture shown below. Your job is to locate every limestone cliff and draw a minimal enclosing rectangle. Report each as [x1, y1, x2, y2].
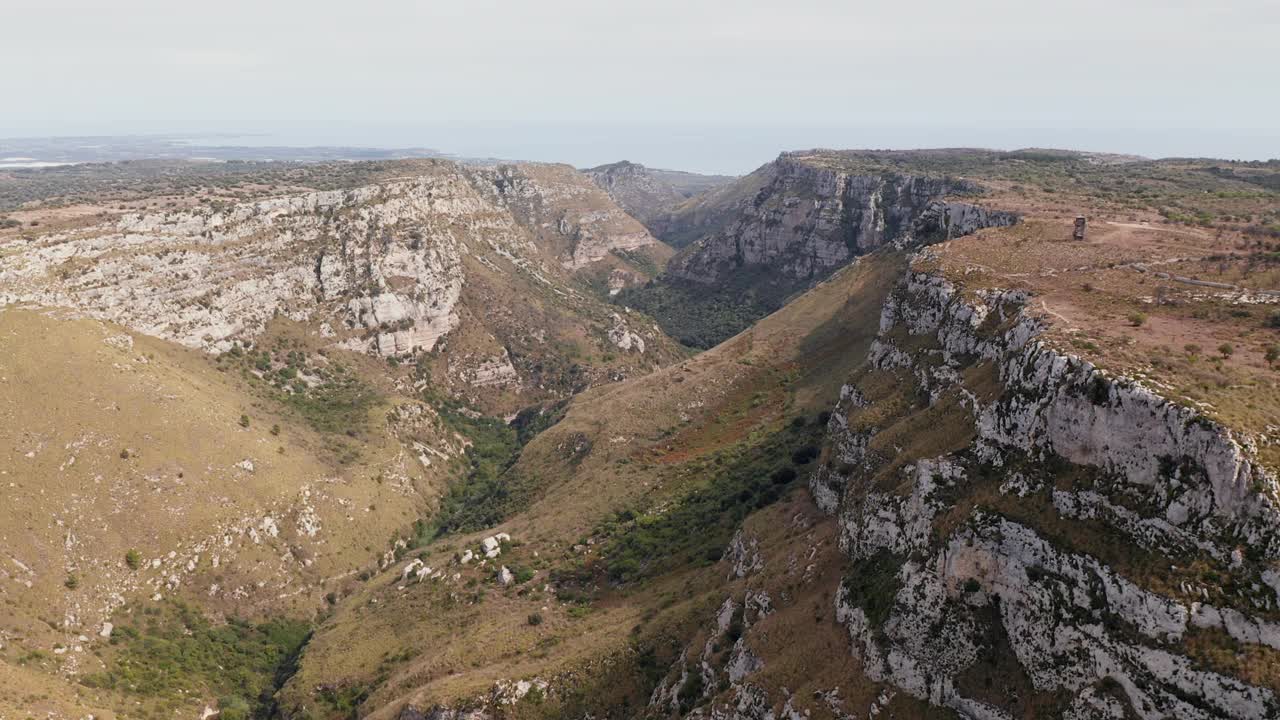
[466, 162, 669, 271]
[0, 159, 683, 412]
[796, 255, 1280, 719]
[665, 153, 1017, 286]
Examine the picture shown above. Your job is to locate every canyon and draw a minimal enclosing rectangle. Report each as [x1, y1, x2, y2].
[1, 149, 1278, 720]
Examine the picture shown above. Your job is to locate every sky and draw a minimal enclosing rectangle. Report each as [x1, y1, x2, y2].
[4, 0, 1278, 174]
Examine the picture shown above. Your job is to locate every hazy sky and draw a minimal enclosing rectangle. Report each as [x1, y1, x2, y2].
[4, 0, 1278, 173]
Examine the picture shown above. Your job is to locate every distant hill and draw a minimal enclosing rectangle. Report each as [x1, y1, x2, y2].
[583, 160, 734, 234]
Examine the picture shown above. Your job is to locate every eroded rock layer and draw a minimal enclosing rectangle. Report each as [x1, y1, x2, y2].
[800, 257, 1280, 719]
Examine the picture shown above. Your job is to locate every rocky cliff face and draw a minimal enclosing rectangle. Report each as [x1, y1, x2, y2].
[802, 255, 1280, 719]
[583, 161, 686, 228]
[0, 160, 681, 412]
[666, 153, 1017, 286]
[466, 162, 668, 271]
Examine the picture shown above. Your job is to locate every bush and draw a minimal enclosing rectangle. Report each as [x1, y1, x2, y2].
[270, 423, 281, 436]
[842, 551, 903, 630]
[125, 549, 142, 570]
[217, 695, 251, 720]
[238, 414, 250, 428]
[1184, 343, 1202, 357]
[64, 574, 79, 590]
[770, 467, 797, 485]
[80, 601, 311, 715]
[1218, 343, 1234, 359]
[790, 445, 820, 465]
[527, 612, 543, 626]
[600, 422, 822, 583]
[1128, 311, 1148, 327]
[1266, 345, 1279, 368]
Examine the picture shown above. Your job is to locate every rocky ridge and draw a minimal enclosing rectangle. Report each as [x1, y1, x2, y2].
[796, 255, 1280, 719]
[583, 160, 734, 236]
[0, 160, 682, 413]
[666, 153, 1018, 286]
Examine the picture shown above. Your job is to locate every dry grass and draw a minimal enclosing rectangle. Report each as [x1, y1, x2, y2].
[279, 251, 909, 717]
[0, 309, 463, 718]
[927, 207, 1280, 473]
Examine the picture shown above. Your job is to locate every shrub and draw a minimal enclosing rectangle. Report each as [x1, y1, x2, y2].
[1128, 311, 1148, 327]
[270, 423, 281, 436]
[790, 445, 820, 464]
[125, 549, 142, 570]
[1266, 345, 1279, 368]
[238, 414, 250, 428]
[1218, 343, 1234, 359]
[1184, 343, 1202, 357]
[64, 574, 79, 590]
[842, 551, 903, 630]
[80, 600, 311, 715]
[527, 612, 543, 626]
[600, 422, 822, 583]
[217, 695, 251, 720]
[770, 467, 797, 485]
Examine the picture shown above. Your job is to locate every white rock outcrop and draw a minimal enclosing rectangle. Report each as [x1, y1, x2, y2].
[808, 258, 1280, 719]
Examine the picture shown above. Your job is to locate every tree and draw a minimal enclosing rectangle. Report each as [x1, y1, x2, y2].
[1218, 343, 1234, 359]
[1266, 344, 1279, 368]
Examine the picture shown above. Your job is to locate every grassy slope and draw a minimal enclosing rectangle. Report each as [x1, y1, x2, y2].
[279, 250, 906, 718]
[0, 309, 466, 719]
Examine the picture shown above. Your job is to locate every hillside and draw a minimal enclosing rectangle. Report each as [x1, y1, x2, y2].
[279, 151, 1280, 720]
[0, 159, 686, 416]
[619, 149, 1280, 349]
[0, 158, 687, 719]
[0, 308, 473, 719]
[276, 248, 909, 720]
[1, 148, 1278, 720]
[582, 161, 733, 237]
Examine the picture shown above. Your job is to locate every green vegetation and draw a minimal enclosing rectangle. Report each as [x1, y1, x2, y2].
[125, 548, 142, 570]
[841, 550, 905, 631]
[278, 366, 377, 435]
[81, 601, 310, 719]
[219, 343, 380, 437]
[419, 402, 566, 541]
[616, 269, 795, 349]
[610, 247, 660, 277]
[315, 683, 369, 719]
[590, 418, 824, 584]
